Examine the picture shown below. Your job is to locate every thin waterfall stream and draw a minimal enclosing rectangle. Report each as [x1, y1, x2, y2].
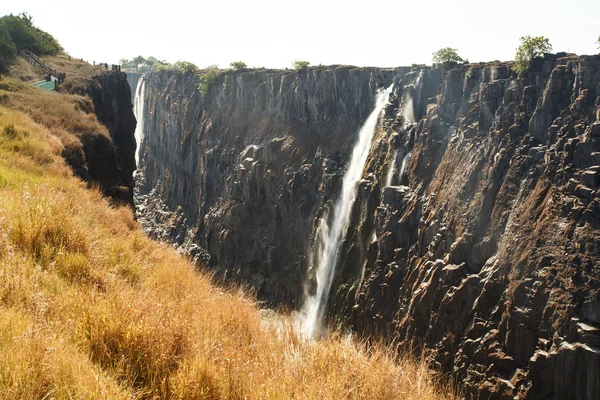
[133, 76, 146, 165]
[299, 86, 393, 337]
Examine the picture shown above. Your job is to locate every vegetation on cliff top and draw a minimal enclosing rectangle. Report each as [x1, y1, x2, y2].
[432, 48, 464, 68]
[293, 60, 311, 69]
[0, 13, 62, 56]
[513, 35, 553, 73]
[0, 13, 62, 73]
[0, 76, 455, 399]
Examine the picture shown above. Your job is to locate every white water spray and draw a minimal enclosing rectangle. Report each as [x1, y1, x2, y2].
[398, 151, 412, 183]
[299, 86, 392, 337]
[385, 149, 398, 187]
[133, 76, 146, 165]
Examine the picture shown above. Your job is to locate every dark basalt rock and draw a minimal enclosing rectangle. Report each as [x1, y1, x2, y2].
[136, 57, 600, 399]
[61, 71, 136, 205]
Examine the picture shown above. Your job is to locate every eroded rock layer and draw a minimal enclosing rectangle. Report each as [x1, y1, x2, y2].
[136, 56, 600, 399]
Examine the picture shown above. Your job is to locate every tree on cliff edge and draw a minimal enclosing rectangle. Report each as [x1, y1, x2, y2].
[597, 36, 600, 51]
[432, 48, 464, 68]
[513, 36, 552, 74]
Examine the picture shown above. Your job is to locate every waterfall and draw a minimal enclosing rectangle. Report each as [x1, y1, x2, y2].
[398, 151, 412, 183]
[299, 86, 392, 337]
[386, 70, 424, 187]
[400, 69, 424, 126]
[385, 149, 398, 187]
[133, 76, 146, 165]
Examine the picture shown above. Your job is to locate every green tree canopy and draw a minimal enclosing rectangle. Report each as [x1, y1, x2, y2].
[230, 61, 247, 71]
[292, 60, 310, 69]
[174, 60, 198, 73]
[513, 36, 552, 73]
[0, 21, 16, 58]
[120, 56, 172, 73]
[432, 48, 464, 68]
[0, 13, 62, 55]
[597, 36, 600, 50]
[197, 64, 221, 94]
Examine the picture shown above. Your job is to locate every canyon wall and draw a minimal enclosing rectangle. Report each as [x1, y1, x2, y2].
[62, 71, 137, 204]
[136, 56, 600, 398]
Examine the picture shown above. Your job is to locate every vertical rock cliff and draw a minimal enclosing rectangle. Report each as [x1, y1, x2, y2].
[137, 67, 400, 304]
[61, 71, 137, 204]
[136, 56, 600, 398]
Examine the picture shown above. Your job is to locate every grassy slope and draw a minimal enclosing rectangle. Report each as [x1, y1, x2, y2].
[0, 79, 455, 399]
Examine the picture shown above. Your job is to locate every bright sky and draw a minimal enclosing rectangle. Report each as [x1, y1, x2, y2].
[2, 0, 599, 68]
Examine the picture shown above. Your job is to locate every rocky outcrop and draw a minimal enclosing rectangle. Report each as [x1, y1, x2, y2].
[63, 72, 137, 204]
[137, 56, 600, 398]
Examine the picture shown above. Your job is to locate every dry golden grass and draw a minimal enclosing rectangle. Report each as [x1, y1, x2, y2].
[0, 100, 456, 399]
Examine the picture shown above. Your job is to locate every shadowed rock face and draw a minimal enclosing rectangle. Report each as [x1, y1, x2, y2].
[136, 66, 401, 306]
[136, 56, 600, 399]
[63, 72, 137, 204]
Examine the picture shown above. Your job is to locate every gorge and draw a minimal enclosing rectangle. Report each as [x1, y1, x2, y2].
[132, 55, 600, 399]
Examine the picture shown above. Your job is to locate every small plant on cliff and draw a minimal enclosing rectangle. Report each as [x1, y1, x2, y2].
[432, 48, 464, 68]
[597, 36, 600, 51]
[230, 61, 247, 71]
[513, 35, 552, 74]
[197, 64, 221, 95]
[174, 60, 198, 73]
[292, 60, 310, 69]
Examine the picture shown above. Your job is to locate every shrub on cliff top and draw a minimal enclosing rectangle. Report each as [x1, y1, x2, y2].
[230, 61, 247, 71]
[292, 60, 310, 69]
[175, 60, 198, 73]
[197, 64, 221, 95]
[513, 36, 552, 74]
[432, 48, 464, 68]
[0, 13, 62, 55]
[597, 36, 600, 50]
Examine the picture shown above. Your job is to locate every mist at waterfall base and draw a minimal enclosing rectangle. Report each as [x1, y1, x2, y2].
[297, 86, 393, 338]
[133, 77, 146, 165]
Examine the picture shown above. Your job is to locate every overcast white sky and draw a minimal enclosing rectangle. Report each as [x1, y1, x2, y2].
[2, 0, 599, 68]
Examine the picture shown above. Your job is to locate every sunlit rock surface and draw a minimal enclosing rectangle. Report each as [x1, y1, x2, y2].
[135, 56, 600, 399]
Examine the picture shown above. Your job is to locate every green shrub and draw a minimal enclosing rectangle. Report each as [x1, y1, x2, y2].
[0, 21, 16, 58]
[197, 65, 221, 95]
[120, 56, 173, 73]
[432, 48, 464, 68]
[230, 61, 247, 71]
[0, 13, 62, 55]
[597, 36, 600, 50]
[175, 61, 198, 73]
[513, 36, 552, 74]
[0, 21, 16, 74]
[292, 60, 310, 69]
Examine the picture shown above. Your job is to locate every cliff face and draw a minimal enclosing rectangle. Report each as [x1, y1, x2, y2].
[126, 72, 143, 102]
[136, 56, 600, 398]
[63, 72, 137, 204]
[137, 66, 401, 304]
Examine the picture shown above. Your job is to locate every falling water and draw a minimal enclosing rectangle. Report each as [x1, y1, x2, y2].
[299, 86, 392, 337]
[385, 149, 399, 187]
[133, 76, 146, 165]
[398, 151, 412, 183]
[386, 70, 424, 186]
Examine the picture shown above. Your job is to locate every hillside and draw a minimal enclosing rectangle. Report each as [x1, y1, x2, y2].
[0, 73, 454, 398]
